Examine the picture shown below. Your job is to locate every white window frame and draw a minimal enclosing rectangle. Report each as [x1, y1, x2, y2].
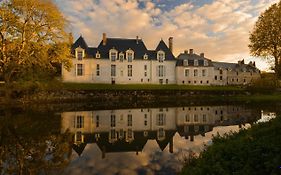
[75, 47, 85, 60]
[184, 69, 189, 77]
[204, 60, 208, 66]
[126, 49, 134, 62]
[128, 65, 133, 77]
[96, 51, 100, 58]
[96, 64, 100, 76]
[158, 65, 165, 77]
[194, 69, 198, 77]
[109, 49, 118, 62]
[119, 52, 124, 62]
[111, 64, 116, 77]
[143, 54, 148, 60]
[202, 69, 207, 76]
[183, 60, 188, 66]
[76, 64, 84, 76]
[194, 60, 198, 66]
[157, 50, 165, 62]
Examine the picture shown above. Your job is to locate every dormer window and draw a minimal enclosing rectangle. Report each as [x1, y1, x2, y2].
[96, 51, 100, 58]
[119, 53, 124, 62]
[204, 60, 208, 66]
[109, 49, 118, 61]
[75, 47, 85, 60]
[194, 60, 198, 66]
[126, 49, 134, 62]
[157, 51, 165, 62]
[183, 60, 188, 66]
[143, 54, 148, 60]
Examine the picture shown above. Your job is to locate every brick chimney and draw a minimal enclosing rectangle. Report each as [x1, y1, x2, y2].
[168, 37, 173, 53]
[102, 33, 107, 46]
[136, 36, 139, 44]
[200, 53, 204, 57]
[189, 49, 194, 54]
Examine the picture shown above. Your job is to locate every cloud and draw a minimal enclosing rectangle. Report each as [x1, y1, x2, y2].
[55, 0, 278, 71]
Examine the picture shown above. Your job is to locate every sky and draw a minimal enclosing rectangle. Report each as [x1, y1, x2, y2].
[54, 0, 279, 71]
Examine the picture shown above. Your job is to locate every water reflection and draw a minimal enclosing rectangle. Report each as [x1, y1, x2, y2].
[61, 105, 260, 174]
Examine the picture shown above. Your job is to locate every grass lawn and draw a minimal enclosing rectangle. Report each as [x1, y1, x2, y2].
[62, 83, 244, 91]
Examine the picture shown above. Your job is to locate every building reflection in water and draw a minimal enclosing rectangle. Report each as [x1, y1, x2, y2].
[61, 106, 260, 158]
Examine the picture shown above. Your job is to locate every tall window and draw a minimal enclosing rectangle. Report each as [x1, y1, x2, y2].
[119, 53, 124, 62]
[96, 64, 100, 76]
[156, 113, 165, 126]
[110, 50, 117, 61]
[128, 65, 132, 77]
[127, 114, 132, 126]
[75, 116, 84, 128]
[185, 114, 190, 122]
[185, 69, 189, 77]
[77, 64, 83, 76]
[77, 51, 83, 60]
[158, 65, 164, 77]
[202, 69, 206, 76]
[194, 69, 198, 76]
[144, 65, 147, 77]
[127, 52, 133, 62]
[157, 51, 165, 62]
[96, 115, 99, 127]
[111, 115, 116, 127]
[111, 65, 116, 77]
[194, 114, 198, 122]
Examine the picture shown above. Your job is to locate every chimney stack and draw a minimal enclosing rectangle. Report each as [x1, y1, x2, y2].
[200, 53, 204, 57]
[102, 33, 107, 46]
[136, 36, 139, 44]
[253, 61, 256, 67]
[168, 37, 173, 53]
[189, 49, 194, 54]
[184, 50, 188, 54]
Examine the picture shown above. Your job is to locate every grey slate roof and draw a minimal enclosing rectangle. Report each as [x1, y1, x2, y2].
[71, 36, 176, 60]
[72, 36, 98, 57]
[212, 61, 260, 72]
[176, 52, 212, 66]
[97, 38, 148, 59]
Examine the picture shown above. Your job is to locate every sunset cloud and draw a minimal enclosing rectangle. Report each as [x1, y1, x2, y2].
[55, 0, 279, 71]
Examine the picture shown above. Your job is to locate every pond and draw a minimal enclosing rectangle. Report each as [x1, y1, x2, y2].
[0, 102, 279, 175]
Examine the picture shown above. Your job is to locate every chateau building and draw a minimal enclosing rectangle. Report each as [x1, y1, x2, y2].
[61, 106, 260, 157]
[62, 34, 260, 85]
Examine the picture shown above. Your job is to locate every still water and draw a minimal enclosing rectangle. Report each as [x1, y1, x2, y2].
[0, 102, 279, 175]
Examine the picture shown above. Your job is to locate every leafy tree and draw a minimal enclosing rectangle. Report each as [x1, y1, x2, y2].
[0, 0, 72, 100]
[249, 1, 281, 78]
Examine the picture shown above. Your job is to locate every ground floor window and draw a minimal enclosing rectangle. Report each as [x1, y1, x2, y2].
[77, 64, 83, 76]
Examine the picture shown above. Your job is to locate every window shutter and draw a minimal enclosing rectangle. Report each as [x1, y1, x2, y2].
[82, 64, 84, 75]
[164, 66, 166, 76]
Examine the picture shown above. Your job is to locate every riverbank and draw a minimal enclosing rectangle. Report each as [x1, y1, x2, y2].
[181, 116, 281, 175]
[1, 82, 281, 106]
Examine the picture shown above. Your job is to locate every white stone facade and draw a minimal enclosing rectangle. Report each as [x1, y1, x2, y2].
[62, 35, 260, 85]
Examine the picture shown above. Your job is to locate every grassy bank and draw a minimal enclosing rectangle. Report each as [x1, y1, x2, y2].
[181, 116, 281, 175]
[61, 83, 244, 91]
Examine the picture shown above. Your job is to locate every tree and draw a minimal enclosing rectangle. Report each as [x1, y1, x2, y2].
[0, 0, 72, 100]
[249, 1, 281, 78]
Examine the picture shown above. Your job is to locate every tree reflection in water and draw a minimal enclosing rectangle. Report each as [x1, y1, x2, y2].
[0, 107, 72, 175]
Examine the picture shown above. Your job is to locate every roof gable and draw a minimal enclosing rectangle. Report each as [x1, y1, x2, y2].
[156, 40, 175, 60]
